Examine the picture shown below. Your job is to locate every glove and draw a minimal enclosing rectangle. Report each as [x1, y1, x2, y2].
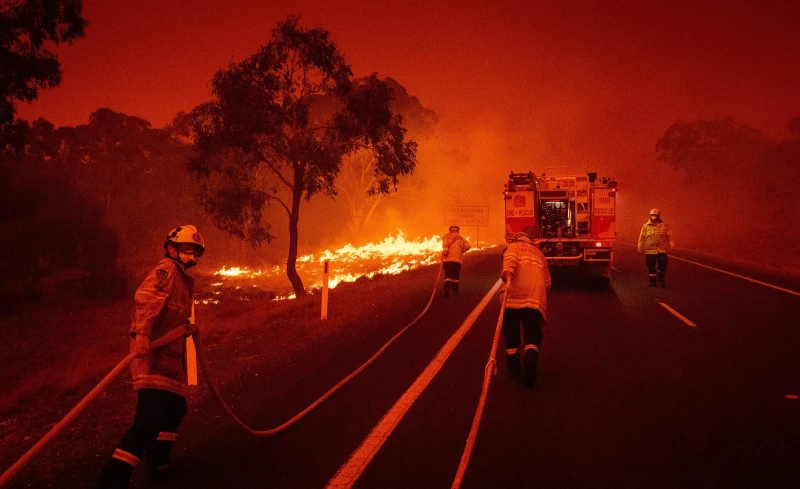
[134, 334, 151, 357]
[501, 270, 512, 282]
[186, 321, 198, 336]
[442, 250, 449, 257]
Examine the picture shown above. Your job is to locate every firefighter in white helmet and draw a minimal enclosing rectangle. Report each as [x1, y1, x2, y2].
[442, 225, 471, 297]
[637, 208, 674, 287]
[95, 225, 205, 488]
[500, 232, 551, 387]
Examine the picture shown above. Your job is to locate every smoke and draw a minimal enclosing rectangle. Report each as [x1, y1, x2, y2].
[308, 108, 800, 274]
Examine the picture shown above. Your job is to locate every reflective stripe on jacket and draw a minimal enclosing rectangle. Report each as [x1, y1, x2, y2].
[638, 220, 674, 254]
[502, 236, 551, 321]
[129, 258, 194, 397]
[442, 232, 471, 264]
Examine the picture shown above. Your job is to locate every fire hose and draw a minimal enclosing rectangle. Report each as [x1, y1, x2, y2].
[0, 264, 443, 487]
[0, 326, 189, 488]
[196, 263, 443, 436]
[450, 277, 509, 489]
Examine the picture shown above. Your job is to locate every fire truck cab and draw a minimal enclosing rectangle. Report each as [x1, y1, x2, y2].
[503, 168, 618, 281]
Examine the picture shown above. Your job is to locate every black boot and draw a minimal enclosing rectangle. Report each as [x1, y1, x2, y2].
[146, 439, 180, 485]
[94, 458, 135, 489]
[506, 352, 521, 378]
[147, 463, 181, 486]
[649, 275, 657, 287]
[658, 272, 666, 288]
[523, 346, 539, 387]
[444, 283, 450, 298]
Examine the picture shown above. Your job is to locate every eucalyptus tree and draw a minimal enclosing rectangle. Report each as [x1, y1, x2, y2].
[190, 16, 417, 296]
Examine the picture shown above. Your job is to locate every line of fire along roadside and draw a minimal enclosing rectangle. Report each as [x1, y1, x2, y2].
[201, 232, 448, 304]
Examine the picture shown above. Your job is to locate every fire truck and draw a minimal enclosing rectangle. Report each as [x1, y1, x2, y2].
[503, 168, 618, 281]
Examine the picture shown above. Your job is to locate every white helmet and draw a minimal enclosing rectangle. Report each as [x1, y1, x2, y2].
[449, 225, 460, 232]
[649, 208, 661, 217]
[512, 232, 530, 240]
[164, 225, 205, 257]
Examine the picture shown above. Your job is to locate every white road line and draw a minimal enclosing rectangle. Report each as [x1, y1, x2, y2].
[671, 255, 800, 297]
[658, 302, 697, 328]
[325, 280, 503, 489]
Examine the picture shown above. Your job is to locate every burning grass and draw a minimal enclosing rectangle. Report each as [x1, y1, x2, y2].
[196, 231, 481, 304]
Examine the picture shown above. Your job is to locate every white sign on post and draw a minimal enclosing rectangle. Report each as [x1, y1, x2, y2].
[445, 206, 489, 227]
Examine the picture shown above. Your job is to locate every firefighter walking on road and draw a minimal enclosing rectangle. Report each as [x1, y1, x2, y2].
[442, 225, 471, 297]
[638, 208, 674, 287]
[94, 225, 205, 489]
[501, 232, 551, 387]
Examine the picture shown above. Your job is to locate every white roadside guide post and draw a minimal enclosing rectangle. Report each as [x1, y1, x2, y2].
[321, 259, 329, 320]
[186, 303, 198, 385]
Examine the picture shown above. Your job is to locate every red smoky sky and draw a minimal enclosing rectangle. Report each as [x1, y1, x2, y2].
[14, 0, 800, 244]
[18, 0, 800, 134]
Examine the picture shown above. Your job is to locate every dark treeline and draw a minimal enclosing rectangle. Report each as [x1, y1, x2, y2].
[653, 116, 800, 271]
[0, 108, 203, 309]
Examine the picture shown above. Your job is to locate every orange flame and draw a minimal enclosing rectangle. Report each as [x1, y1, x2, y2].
[201, 230, 484, 303]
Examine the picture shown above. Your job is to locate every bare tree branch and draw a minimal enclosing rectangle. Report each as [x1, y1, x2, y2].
[259, 154, 293, 190]
[264, 193, 291, 216]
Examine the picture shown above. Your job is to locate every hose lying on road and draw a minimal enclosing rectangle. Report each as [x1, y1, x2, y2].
[451, 278, 509, 489]
[0, 326, 189, 489]
[197, 264, 444, 436]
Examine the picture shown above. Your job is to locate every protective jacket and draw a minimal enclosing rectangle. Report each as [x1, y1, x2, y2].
[442, 232, 471, 264]
[638, 219, 674, 254]
[129, 258, 194, 397]
[502, 235, 551, 321]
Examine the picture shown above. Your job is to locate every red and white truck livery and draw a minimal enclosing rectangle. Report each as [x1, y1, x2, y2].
[503, 168, 618, 280]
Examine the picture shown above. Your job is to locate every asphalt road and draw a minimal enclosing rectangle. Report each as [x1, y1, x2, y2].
[153, 244, 800, 489]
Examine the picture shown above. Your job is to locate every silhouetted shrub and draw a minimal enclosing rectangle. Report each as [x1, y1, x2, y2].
[79, 266, 132, 299]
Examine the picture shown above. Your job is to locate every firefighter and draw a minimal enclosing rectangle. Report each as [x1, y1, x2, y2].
[94, 225, 205, 489]
[500, 232, 551, 387]
[637, 208, 674, 287]
[442, 225, 471, 297]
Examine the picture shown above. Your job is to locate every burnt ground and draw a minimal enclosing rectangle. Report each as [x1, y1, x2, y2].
[0, 247, 503, 488]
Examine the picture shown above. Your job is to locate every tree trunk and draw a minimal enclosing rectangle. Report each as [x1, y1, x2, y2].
[286, 166, 305, 297]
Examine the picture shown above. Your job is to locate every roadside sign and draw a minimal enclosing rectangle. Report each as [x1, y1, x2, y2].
[445, 206, 489, 226]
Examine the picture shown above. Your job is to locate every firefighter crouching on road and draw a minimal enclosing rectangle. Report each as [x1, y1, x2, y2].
[501, 232, 551, 387]
[637, 208, 674, 287]
[94, 225, 205, 489]
[442, 225, 471, 297]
